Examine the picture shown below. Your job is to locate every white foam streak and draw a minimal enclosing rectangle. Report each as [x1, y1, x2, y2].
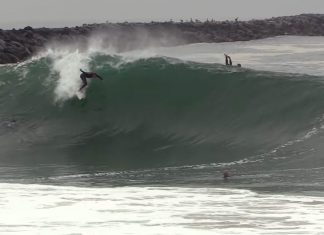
[1, 183, 324, 234]
[47, 49, 91, 102]
[43, 42, 162, 102]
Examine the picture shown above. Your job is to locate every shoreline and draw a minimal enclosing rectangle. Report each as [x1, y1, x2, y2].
[1, 14, 324, 64]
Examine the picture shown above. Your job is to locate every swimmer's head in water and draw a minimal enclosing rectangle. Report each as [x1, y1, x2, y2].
[237, 64, 242, 67]
[223, 171, 230, 179]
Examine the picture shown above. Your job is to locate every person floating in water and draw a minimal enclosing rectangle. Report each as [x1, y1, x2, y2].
[79, 69, 103, 91]
[224, 54, 241, 67]
[223, 170, 230, 180]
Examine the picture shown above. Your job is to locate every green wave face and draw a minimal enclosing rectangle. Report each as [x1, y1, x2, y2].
[1, 54, 324, 169]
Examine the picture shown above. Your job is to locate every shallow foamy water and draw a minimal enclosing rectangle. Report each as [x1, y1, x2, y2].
[1, 183, 324, 234]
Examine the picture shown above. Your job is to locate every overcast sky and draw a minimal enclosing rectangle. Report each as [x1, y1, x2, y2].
[1, 0, 324, 29]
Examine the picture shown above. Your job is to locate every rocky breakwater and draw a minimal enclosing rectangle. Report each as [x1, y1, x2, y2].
[1, 14, 324, 64]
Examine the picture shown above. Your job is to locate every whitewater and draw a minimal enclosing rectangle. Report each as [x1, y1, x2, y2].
[1, 36, 324, 234]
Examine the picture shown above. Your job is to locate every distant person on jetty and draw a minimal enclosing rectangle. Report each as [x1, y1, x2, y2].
[224, 54, 241, 67]
[79, 69, 103, 91]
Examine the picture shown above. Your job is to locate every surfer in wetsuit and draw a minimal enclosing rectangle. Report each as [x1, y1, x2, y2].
[224, 54, 241, 67]
[79, 69, 103, 91]
[224, 54, 232, 66]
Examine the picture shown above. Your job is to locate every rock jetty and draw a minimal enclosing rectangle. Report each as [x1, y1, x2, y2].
[1, 14, 324, 64]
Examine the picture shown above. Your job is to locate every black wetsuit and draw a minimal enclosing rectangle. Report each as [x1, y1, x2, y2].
[225, 55, 232, 66]
[79, 69, 101, 91]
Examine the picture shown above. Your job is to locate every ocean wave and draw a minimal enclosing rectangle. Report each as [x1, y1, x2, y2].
[1, 51, 324, 168]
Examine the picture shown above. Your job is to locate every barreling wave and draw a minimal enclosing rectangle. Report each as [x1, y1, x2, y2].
[1, 51, 324, 169]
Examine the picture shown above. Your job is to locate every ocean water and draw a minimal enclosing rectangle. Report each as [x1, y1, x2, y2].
[1, 36, 324, 234]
